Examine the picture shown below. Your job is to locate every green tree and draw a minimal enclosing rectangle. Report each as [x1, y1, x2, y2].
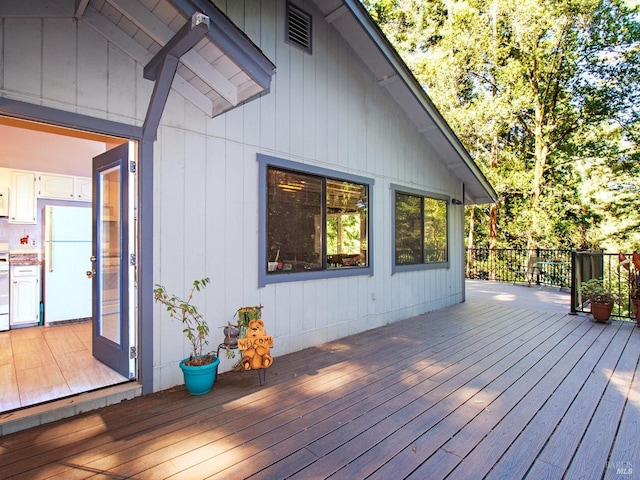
[364, 0, 640, 251]
[580, 122, 640, 251]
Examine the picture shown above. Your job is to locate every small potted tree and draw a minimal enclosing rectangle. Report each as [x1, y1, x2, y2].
[580, 278, 617, 323]
[154, 277, 220, 395]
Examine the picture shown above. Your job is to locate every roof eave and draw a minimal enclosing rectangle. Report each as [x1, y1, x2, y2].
[171, 0, 276, 90]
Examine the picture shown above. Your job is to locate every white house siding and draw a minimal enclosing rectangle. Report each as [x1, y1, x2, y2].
[0, 1, 466, 393]
[0, 16, 149, 125]
[172, 0, 466, 387]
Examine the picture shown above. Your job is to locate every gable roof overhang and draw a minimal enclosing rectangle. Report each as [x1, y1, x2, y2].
[313, 0, 498, 205]
[83, 0, 275, 118]
[0, 0, 276, 119]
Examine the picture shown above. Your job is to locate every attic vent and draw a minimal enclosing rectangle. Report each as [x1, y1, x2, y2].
[286, 3, 312, 54]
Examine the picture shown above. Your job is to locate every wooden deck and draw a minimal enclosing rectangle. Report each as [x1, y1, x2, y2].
[1, 298, 639, 479]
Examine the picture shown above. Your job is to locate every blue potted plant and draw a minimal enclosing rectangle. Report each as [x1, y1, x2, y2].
[154, 277, 220, 395]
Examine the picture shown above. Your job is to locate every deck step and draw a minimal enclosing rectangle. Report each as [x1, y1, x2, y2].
[0, 383, 141, 436]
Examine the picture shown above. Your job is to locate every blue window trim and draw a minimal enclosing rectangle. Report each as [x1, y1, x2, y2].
[390, 183, 450, 274]
[258, 154, 374, 287]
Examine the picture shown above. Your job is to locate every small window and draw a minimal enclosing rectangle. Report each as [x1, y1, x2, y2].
[286, 2, 312, 54]
[258, 155, 373, 286]
[393, 185, 449, 271]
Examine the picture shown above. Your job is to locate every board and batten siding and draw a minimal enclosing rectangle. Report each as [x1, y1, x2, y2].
[0, 1, 465, 393]
[0, 16, 150, 125]
[174, 0, 465, 387]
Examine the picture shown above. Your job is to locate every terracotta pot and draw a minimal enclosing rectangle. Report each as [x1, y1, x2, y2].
[591, 301, 613, 323]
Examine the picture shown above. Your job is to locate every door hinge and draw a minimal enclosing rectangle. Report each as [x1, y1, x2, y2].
[130, 253, 136, 266]
[130, 160, 137, 173]
[130, 346, 137, 359]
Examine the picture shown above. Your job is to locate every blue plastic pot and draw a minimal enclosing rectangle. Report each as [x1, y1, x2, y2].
[179, 355, 220, 395]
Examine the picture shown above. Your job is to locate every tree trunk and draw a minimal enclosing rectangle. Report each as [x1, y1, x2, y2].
[466, 206, 476, 278]
[488, 133, 499, 279]
[529, 101, 549, 249]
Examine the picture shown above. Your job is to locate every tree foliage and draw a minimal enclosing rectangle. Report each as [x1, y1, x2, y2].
[364, 0, 640, 251]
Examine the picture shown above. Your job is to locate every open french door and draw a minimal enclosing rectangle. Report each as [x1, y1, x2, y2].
[90, 142, 137, 379]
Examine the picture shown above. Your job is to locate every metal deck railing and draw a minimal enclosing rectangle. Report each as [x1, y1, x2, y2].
[466, 248, 637, 321]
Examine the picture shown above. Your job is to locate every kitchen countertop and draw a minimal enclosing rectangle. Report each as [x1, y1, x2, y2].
[9, 251, 41, 266]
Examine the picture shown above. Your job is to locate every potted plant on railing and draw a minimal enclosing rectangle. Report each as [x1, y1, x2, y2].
[580, 278, 618, 323]
[154, 277, 220, 395]
[619, 251, 640, 325]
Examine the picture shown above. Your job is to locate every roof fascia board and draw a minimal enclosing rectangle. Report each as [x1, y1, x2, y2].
[336, 0, 497, 204]
[170, 0, 276, 90]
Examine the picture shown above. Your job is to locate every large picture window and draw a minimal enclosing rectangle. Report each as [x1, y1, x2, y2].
[259, 155, 372, 286]
[394, 187, 448, 269]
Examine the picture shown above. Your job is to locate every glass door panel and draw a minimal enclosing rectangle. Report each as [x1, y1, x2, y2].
[98, 166, 121, 344]
[91, 142, 135, 379]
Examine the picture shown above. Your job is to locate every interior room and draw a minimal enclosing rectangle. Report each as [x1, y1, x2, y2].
[0, 117, 129, 412]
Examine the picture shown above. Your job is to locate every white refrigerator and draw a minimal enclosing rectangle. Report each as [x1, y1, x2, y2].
[43, 205, 92, 324]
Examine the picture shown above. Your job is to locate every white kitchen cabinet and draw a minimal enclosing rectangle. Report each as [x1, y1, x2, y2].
[74, 176, 92, 201]
[10, 265, 40, 327]
[0, 167, 10, 191]
[38, 173, 75, 200]
[9, 170, 37, 224]
[38, 173, 92, 202]
[0, 168, 9, 217]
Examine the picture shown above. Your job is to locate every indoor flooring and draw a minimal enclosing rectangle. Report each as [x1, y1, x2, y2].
[0, 322, 128, 412]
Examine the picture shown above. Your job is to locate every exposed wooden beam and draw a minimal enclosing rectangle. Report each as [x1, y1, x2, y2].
[143, 13, 210, 81]
[143, 13, 210, 140]
[74, 0, 89, 19]
[106, 0, 238, 106]
[81, 7, 153, 64]
[81, 5, 214, 116]
[143, 55, 179, 142]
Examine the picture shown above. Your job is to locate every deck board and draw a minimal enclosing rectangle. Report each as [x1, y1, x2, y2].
[1, 295, 639, 480]
[99, 305, 529, 479]
[402, 316, 595, 479]
[361, 314, 598, 480]
[604, 342, 640, 480]
[485, 322, 620, 479]
[525, 324, 634, 480]
[444, 319, 618, 480]
[563, 325, 640, 480]
[288, 313, 572, 479]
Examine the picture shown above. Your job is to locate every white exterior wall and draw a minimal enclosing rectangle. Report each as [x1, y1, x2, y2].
[0, 1, 465, 393]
